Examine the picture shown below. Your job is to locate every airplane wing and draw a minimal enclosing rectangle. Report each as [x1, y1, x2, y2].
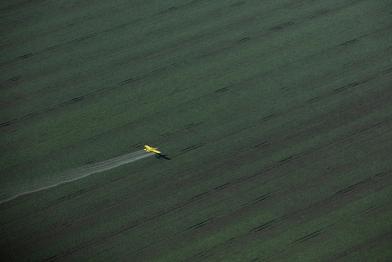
[152, 149, 161, 154]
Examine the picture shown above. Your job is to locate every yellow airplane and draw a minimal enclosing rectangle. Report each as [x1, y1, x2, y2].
[144, 145, 171, 160]
[144, 145, 161, 154]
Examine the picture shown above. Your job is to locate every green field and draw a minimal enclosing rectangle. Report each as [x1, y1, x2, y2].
[1, 0, 392, 261]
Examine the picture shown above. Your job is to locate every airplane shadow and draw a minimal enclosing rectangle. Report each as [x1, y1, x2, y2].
[155, 154, 171, 160]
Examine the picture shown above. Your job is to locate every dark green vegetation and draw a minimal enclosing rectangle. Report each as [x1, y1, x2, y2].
[1, 0, 392, 260]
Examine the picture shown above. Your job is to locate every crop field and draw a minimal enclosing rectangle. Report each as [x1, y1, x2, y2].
[1, 0, 392, 261]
